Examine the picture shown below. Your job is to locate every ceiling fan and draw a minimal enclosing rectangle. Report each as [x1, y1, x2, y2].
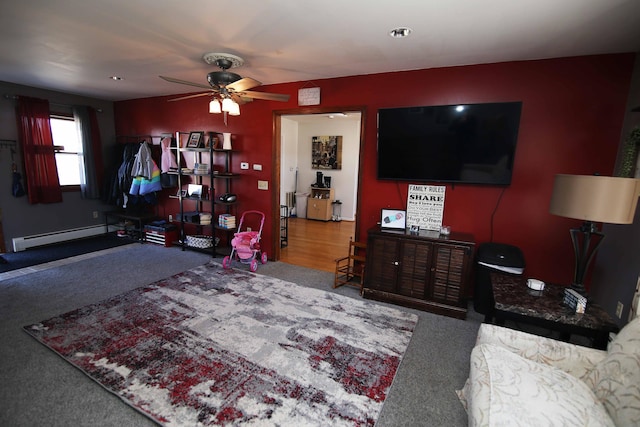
[159, 53, 290, 109]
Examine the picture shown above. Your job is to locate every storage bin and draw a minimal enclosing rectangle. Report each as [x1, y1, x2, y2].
[474, 242, 525, 315]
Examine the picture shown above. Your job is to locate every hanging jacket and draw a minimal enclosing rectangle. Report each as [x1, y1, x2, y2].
[160, 137, 177, 173]
[130, 141, 154, 179]
[160, 136, 178, 188]
[130, 142, 162, 196]
[113, 143, 138, 207]
[130, 162, 162, 195]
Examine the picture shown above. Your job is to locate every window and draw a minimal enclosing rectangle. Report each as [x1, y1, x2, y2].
[50, 115, 83, 187]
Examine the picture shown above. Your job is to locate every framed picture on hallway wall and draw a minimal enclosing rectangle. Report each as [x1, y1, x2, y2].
[311, 135, 342, 170]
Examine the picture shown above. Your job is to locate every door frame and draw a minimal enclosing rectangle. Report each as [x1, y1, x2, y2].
[270, 105, 367, 262]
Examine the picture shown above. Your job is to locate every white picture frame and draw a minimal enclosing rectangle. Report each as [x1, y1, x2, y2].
[187, 184, 203, 198]
[381, 209, 406, 230]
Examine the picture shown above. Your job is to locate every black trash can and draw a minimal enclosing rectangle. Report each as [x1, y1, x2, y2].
[474, 242, 526, 315]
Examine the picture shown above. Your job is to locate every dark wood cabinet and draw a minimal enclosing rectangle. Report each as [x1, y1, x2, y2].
[363, 226, 475, 319]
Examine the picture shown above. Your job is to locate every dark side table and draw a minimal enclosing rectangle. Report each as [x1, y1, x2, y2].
[487, 272, 619, 350]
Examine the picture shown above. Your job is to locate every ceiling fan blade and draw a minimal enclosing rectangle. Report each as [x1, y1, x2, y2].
[229, 93, 253, 105]
[168, 92, 212, 102]
[227, 77, 262, 92]
[240, 90, 290, 102]
[159, 75, 211, 90]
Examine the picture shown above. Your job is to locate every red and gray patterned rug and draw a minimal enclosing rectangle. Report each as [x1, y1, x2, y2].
[24, 262, 417, 426]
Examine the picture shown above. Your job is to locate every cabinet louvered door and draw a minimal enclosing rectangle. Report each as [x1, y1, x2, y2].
[430, 244, 469, 306]
[398, 240, 432, 298]
[366, 235, 400, 293]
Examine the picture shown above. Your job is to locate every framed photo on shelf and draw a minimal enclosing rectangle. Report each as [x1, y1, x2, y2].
[187, 184, 203, 198]
[380, 208, 406, 230]
[177, 189, 187, 198]
[186, 131, 204, 148]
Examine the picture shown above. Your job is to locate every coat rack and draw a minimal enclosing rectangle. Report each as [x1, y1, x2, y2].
[0, 139, 17, 150]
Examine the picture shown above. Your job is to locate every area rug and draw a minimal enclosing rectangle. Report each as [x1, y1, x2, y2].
[24, 261, 418, 426]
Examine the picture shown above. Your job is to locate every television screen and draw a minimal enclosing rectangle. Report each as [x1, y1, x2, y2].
[377, 102, 522, 185]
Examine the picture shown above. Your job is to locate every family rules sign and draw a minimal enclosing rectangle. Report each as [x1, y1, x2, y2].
[406, 185, 445, 230]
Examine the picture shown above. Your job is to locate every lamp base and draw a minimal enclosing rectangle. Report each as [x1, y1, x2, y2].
[570, 282, 588, 297]
[568, 223, 604, 300]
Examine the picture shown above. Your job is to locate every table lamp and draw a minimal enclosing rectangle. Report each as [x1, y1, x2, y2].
[549, 174, 640, 295]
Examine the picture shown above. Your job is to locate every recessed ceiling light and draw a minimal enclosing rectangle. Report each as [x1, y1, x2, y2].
[389, 27, 412, 38]
[110, 76, 124, 81]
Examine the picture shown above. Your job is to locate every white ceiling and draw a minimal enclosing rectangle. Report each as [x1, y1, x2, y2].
[1, 0, 639, 102]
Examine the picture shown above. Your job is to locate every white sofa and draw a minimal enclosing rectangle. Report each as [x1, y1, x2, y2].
[458, 318, 640, 426]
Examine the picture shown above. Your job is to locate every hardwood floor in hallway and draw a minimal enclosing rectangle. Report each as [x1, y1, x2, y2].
[279, 218, 356, 272]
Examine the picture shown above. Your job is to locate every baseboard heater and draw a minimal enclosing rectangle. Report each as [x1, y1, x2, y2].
[12, 224, 107, 252]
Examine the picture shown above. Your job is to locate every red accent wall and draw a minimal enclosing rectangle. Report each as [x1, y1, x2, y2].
[115, 54, 634, 288]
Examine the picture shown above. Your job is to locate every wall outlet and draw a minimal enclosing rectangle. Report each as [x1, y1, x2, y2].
[240, 162, 249, 170]
[92, 211, 99, 219]
[616, 301, 624, 318]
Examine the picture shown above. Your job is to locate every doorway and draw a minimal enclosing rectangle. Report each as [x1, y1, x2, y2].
[270, 106, 366, 270]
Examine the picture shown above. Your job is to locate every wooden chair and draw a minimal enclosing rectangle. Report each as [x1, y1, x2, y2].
[333, 239, 367, 294]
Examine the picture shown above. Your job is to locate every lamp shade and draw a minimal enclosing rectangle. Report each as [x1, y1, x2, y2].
[549, 174, 640, 224]
[221, 98, 234, 112]
[209, 99, 221, 114]
[228, 101, 240, 116]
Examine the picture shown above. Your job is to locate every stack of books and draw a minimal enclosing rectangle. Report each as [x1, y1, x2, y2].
[194, 163, 209, 175]
[563, 288, 587, 314]
[218, 214, 236, 229]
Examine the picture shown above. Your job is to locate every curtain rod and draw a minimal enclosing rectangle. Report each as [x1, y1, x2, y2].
[3, 94, 103, 113]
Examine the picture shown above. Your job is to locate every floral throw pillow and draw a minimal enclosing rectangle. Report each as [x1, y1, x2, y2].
[583, 317, 640, 426]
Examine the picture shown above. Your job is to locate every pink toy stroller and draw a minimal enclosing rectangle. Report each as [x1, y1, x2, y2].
[222, 210, 268, 272]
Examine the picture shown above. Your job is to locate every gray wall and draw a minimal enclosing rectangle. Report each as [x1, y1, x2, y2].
[0, 81, 116, 251]
[591, 53, 640, 327]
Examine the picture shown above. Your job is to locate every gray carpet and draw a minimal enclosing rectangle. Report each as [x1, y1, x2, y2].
[0, 245, 482, 426]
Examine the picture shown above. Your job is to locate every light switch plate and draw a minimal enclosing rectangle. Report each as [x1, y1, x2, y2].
[253, 164, 262, 171]
[258, 180, 268, 190]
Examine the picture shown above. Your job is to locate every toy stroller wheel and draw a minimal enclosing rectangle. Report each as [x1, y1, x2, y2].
[250, 259, 258, 272]
[261, 252, 268, 264]
[222, 256, 231, 269]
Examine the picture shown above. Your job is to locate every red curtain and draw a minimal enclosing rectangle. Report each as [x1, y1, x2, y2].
[16, 96, 63, 204]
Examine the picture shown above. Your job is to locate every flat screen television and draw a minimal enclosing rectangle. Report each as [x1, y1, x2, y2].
[377, 102, 522, 185]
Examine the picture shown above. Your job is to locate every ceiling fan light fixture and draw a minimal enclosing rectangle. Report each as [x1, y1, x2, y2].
[228, 101, 240, 116]
[209, 98, 221, 114]
[221, 97, 235, 112]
